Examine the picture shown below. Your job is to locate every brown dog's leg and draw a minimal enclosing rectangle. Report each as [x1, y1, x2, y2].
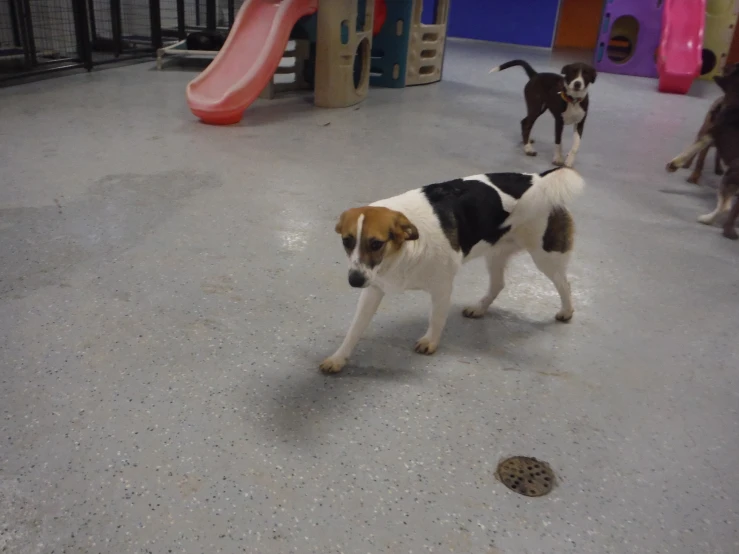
[714, 150, 724, 176]
[687, 145, 710, 184]
[723, 196, 739, 239]
[667, 135, 714, 172]
[699, 174, 737, 225]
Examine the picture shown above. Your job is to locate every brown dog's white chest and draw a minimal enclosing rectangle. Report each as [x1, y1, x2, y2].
[563, 102, 586, 125]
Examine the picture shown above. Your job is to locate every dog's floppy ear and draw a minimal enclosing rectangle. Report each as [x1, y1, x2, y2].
[334, 211, 347, 234]
[392, 212, 419, 242]
[584, 66, 597, 83]
[560, 63, 573, 75]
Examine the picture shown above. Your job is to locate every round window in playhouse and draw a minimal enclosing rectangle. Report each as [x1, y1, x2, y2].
[353, 37, 371, 91]
[701, 49, 717, 75]
[607, 15, 639, 64]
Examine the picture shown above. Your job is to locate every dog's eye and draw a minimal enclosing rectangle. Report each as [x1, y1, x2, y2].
[368, 239, 385, 252]
[342, 236, 355, 250]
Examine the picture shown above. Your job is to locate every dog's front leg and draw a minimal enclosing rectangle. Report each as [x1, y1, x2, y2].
[552, 117, 565, 166]
[564, 118, 585, 168]
[320, 286, 384, 373]
[415, 280, 453, 355]
[667, 135, 714, 172]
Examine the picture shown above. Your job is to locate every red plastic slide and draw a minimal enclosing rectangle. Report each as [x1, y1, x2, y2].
[657, 0, 706, 94]
[186, 0, 318, 125]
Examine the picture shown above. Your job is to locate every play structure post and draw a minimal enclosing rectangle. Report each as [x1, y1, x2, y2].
[405, 0, 449, 85]
[314, 0, 375, 108]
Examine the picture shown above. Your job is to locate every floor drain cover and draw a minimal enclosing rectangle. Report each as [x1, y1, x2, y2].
[496, 456, 555, 497]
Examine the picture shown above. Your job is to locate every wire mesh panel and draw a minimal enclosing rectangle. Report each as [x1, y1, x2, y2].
[0, 0, 26, 74]
[28, 0, 80, 62]
[87, 0, 157, 63]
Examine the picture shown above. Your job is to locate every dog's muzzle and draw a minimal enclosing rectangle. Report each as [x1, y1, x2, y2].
[348, 270, 368, 288]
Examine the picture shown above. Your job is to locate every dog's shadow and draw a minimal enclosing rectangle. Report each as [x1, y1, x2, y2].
[265, 307, 559, 443]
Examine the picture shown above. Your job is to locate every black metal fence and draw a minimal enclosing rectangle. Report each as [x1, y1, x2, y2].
[0, 0, 247, 84]
[1, 0, 145, 83]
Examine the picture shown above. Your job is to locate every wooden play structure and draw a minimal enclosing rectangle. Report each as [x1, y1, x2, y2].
[184, 0, 451, 124]
[700, 0, 739, 79]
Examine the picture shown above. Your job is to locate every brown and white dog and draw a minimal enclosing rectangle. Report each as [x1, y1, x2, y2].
[320, 167, 585, 373]
[667, 65, 739, 239]
[490, 60, 597, 168]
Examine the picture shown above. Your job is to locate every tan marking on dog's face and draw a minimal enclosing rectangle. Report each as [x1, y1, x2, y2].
[334, 206, 419, 269]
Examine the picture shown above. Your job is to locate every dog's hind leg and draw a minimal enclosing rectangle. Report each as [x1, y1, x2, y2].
[529, 249, 574, 322]
[521, 115, 540, 156]
[698, 177, 736, 225]
[320, 286, 384, 373]
[415, 279, 454, 355]
[723, 196, 739, 239]
[463, 249, 517, 318]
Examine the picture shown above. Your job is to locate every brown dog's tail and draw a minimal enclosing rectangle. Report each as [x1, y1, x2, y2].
[489, 59, 537, 79]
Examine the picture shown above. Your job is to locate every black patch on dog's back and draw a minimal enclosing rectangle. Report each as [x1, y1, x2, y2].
[483, 172, 533, 199]
[422, 173, 535, 256]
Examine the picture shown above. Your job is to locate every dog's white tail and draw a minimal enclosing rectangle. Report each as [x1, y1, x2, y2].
[503, 168, 585, 229]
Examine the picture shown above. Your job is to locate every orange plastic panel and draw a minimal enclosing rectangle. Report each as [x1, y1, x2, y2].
[555, 0, 605, 50]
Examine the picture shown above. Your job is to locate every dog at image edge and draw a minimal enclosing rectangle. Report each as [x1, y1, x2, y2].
[666, 63, 739, 239]
[489, 60, 597, 168]
[320, 167, 585, 374]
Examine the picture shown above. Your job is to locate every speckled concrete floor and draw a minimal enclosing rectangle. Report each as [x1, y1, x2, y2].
[1, 39, 737, 554]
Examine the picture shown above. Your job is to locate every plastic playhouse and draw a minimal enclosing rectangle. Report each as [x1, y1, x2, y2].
[186, 0, 450, 125]
[592, 0, 739, 94]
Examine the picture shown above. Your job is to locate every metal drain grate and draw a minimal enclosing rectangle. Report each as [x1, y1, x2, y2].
[496, 456, 555, 497]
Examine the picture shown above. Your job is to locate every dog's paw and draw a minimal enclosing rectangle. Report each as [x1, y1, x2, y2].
[414, 337, 438, 355]
[697, 213, 716, 225]
[462, 304, 486, 318]
[722, 226, 739, 240]
[319, 356, 346, 374]
[666, 161, 680, 173]
[552, 156, 565, 167]
[686, 173, 700, 185]
[564, 155, 576, 168]
[555, 309, 574, 323]
[523, 143, 537, 156]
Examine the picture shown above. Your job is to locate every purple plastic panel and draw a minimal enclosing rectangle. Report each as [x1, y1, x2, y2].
[594, 0, 665, 78]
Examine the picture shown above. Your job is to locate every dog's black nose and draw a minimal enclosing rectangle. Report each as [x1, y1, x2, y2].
[573, 81, 582, 91]
[348, 270, 367, 288]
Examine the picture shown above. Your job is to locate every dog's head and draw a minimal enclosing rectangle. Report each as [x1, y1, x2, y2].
[334, 206, 419, 288]
[561, 63, 597, 99]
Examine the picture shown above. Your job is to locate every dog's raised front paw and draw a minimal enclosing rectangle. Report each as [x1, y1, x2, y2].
[697, 213, 716, 225]
[555, 309, 574, 323]
[462, 304, 486, 318]
[319, 356, 346, 374]
[666, 161, 680, 173]
[414, 337, 438, 355]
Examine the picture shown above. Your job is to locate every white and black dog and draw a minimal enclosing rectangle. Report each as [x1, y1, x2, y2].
[321, 167, 585, 373]
[490, 60, 597, 168]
